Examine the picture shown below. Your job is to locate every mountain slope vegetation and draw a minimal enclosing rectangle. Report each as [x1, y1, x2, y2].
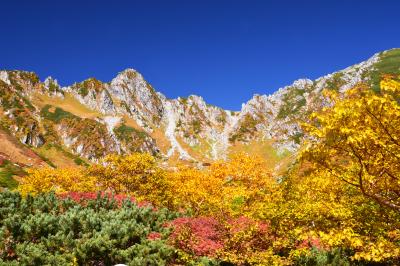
[0, 49, 400, 265]
[0, 49, 399, 172]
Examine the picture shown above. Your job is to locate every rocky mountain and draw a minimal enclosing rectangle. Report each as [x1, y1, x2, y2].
[0, 48, 399, 169]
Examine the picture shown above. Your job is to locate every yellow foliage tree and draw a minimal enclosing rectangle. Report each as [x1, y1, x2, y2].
[285, 78, 400, 262]
[18, 153, 170, 206]
[166, 152, 282, 219]
[210, 153, 282, 219]
[167, 165, 224, 215]
[281, 160, 400, 262]
[302, 78, 400, 211]
[86, 153, 170, 205]
[19, 167, 95, 196]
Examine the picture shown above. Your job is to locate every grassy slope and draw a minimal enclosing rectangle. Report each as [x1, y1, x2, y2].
[0, 160, 26, 190]
[228, 139, 292, 173]
[32, 93, 102, 167]
[0, 168, 18, 190]
[369, 48, 400, 91]
[34, 144, 88, 168]
[34, 93, 102, 119]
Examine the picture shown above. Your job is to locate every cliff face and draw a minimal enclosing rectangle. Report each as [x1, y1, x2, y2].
[0, 49, 398, 167]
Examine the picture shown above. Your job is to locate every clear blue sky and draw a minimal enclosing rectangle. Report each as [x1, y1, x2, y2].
[1, 0, 399, 110]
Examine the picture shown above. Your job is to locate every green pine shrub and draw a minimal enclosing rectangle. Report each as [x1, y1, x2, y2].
[294, 248, 350, 266]
[0, 191, 178, 265]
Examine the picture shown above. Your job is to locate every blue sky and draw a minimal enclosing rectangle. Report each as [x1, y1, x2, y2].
[1, 0, 399, 110]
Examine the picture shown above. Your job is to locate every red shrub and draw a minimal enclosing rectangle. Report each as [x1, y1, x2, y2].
[297, 236, 324, 250]
[168, 217, 224, 257]
[58, 192, 136, 205]
[168, 216, 273, 258]
[221, 216, 274, 258]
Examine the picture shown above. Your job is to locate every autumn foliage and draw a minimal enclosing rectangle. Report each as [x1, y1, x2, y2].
[10, 76, 400, 265]
[303, 76, 400, 211]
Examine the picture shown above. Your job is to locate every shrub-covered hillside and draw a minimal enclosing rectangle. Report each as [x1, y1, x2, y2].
[1, 76, 400, 265]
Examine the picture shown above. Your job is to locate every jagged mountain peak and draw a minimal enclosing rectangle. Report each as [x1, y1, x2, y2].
[113, 68, 145, 83]
[0, 49, 399, 167]
[44, 76, 58, 85]
[118, 67, 140, 75]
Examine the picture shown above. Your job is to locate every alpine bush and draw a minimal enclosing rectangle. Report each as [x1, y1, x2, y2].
[0, 191, 177, 265]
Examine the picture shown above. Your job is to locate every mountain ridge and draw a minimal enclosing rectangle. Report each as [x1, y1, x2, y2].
[0, 48, 399, 170]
